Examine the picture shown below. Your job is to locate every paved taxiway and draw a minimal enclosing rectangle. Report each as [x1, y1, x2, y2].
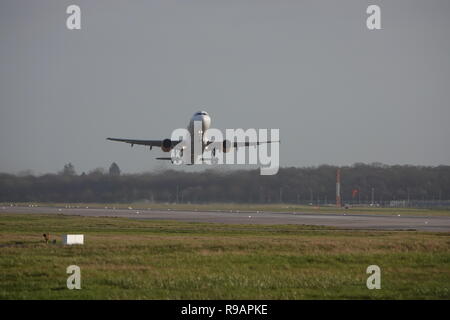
[2, 205, 450, 231]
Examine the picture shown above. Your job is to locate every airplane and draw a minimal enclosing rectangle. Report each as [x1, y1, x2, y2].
[107, 111, 278, 164]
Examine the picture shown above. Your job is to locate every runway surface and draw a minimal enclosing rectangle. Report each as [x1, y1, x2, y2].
[2, 205, 450, 232]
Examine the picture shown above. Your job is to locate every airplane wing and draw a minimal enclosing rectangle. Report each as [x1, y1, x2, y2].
[233, 140, 279, 147]
[106, 138, 180, 148]
[204, 139, 279, 152]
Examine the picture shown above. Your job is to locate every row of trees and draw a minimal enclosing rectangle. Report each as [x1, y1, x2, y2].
[61, 162, 121, 177]
[0, 163, 449, 204]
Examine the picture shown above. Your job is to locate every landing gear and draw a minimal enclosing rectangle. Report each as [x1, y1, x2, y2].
[171, 157, 182, 165]
[210, 148, 219, 164]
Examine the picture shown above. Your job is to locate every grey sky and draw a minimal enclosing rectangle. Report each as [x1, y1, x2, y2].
[1, 0, 449, 174]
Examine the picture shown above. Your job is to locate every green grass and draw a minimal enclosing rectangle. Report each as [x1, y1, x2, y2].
[0, 213, 449, 299]
[4, 202, 450, 216]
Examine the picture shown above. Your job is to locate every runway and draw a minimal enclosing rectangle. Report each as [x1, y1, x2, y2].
[2, 205, 450, 232]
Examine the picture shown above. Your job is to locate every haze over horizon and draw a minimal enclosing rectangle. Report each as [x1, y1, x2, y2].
[1, 0, 450, 174]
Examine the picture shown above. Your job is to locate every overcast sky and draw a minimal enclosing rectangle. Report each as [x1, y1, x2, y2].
[1, 0, 449, 174]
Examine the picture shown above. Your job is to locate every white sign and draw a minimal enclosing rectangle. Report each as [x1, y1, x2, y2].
[63, 234, 84, 245]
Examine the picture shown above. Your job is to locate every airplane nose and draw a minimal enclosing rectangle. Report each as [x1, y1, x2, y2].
[203, 114, 211, 129]
[191, 112, 211, 132]
[193, 115, 210, 126]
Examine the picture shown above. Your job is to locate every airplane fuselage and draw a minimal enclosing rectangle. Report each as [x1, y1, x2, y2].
[186, 111, 212, 163]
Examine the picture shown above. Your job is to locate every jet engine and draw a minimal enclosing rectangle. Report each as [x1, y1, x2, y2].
[222, 140, 232, 153]
[161, 139, 172, 152]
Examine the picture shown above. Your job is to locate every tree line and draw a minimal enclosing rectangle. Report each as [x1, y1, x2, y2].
[0, 163, 449, 204]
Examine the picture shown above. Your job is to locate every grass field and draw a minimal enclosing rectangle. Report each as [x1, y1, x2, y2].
[0, 213, 449, 299]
